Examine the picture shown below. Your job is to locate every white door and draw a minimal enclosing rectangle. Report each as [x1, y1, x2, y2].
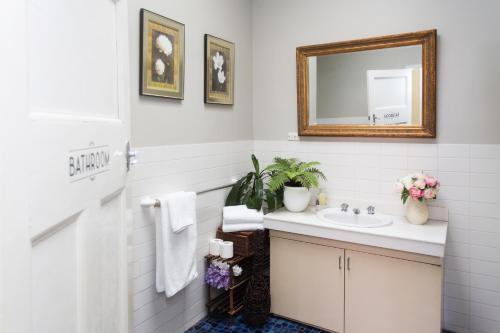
[1, 0, 130, 332]
[367, 69, 413, 125]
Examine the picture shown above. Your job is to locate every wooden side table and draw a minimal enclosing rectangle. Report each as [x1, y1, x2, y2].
[205, 254, 253, 316]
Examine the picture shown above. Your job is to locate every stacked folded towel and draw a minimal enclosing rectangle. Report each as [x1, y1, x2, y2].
[222, 205, 264, 232]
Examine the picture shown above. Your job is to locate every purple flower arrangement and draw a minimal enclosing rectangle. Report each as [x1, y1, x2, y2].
[205, 260, 230, 290]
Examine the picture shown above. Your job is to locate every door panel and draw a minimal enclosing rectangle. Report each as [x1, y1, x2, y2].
[345, 250, 442, 333]
[367, 69, 413, 124]
[80, 194, 126, 332]
[3, 0, 132, 332]
[28, 121, 127, 238]
[270, 236, 345, 333]
[32, 222, 78, 333]
[28, 0, 119, 118]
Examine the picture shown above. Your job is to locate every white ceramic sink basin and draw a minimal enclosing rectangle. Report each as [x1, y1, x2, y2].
[317, 207, 393, 228]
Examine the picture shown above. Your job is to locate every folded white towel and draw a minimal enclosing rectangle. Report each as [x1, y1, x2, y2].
[155, 195, 198, 297]
[222, 223, 264, 233]
[223, 205, 263, 225]
[167, 191, 196, 233]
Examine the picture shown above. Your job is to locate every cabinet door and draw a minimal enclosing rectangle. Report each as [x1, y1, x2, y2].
[270, 237, 344, 333]
[345, 250, 442, 333]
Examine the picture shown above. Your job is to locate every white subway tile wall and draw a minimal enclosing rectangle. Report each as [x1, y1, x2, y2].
[129, 141, 253, 333]
[254, 141, 500, 333]
[130, 140, 500, 333]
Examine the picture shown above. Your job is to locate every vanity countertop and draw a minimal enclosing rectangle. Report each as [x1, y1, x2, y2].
[264, 208, 448, 258]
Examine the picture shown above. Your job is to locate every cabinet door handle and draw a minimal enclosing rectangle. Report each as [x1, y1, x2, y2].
[338, 255, 342, 270]
[347, 257, 351, 271]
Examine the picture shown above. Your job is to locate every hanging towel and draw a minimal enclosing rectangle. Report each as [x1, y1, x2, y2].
[155, 195, 198, 297]
[167, 191, 196, 233]
[222, 222, 265, 233]
[223, 205, 264, 225]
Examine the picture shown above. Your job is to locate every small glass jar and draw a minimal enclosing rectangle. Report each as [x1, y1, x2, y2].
[316, 188, 328, 210]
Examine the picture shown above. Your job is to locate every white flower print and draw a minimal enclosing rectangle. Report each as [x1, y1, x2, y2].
[156, 34, 172, 56]
[154, 58, 165, 76]
[217, 70, 226, 84]
[213, 52, 224, 71]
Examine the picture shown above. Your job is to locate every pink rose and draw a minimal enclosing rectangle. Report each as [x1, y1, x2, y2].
[425, 176, 438, 187]
[424, 188, 436, 199]
[409, 187, 424, 199]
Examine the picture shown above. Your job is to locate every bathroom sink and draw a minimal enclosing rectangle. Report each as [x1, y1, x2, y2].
[317, 208, 393, 228]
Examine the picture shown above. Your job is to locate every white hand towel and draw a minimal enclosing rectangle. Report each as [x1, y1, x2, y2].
[223, 205, 264, 225]
[222, 223, 264, 233]
[155, 196, 198, 297]
[167, 191, 196, 233]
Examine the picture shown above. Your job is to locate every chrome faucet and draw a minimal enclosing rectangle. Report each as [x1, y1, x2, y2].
[367, 206, 376, 215]
[340, 203, 349, 212]
[353, 208, 360, 215]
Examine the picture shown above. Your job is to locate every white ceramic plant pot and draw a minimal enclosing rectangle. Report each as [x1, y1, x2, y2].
[283, 186, 311, 212]
[405, 199, 429, 225]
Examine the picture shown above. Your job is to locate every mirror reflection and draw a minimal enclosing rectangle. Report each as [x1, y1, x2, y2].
[308, 45, 422, 126]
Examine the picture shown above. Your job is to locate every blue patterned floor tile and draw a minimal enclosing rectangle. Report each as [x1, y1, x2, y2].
[185, 314, 327, 333]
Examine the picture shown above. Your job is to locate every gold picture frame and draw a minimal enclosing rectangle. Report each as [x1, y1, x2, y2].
[140, 9, 184, 99]
[204, 34, 235, 105]
[297, 30, 437, 138]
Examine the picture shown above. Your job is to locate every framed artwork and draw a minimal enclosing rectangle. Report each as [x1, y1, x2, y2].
[204, 34, 235, 105]
[140, 9, 184, 99]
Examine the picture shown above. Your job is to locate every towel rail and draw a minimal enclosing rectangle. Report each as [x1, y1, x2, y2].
[140, 182, 235, 208]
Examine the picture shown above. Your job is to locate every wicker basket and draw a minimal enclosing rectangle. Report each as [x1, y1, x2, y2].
[216, 226, 257, 257]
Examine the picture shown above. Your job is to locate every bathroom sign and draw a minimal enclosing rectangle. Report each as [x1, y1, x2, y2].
[384, 112, 401, 120]
[68, 143, 111, 183]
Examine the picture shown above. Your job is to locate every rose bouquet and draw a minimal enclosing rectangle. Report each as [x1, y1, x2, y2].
[396, 173, 440, 204]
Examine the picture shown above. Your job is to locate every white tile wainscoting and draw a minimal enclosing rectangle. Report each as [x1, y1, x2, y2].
[129, 139, 500, 333]
[254, 141, 500, 333]
[128, 141, 253, 333]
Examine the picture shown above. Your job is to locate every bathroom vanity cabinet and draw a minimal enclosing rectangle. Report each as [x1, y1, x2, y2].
[269, 230, 443, 333]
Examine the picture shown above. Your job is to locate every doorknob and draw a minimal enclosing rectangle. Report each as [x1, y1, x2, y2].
[126, 141, 137, 171]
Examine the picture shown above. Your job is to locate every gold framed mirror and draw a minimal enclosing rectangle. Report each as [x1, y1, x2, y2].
[297, 30, 436, 138]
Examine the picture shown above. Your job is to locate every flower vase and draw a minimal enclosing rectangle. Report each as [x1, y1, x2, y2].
[406, 199, 429, 225]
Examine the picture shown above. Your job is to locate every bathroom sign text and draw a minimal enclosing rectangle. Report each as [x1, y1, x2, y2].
[69, 144, 111, 183]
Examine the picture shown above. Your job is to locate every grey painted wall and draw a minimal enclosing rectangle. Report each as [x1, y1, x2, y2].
[252, 0, 500, 143]
[129, 0, 253, 147]
[316, 46, 421, 119]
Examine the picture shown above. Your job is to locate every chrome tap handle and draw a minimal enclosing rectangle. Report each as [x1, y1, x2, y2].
[340, 203, 349, 212]
[353, 208, 360, 215]
[367, 206, 375, 215]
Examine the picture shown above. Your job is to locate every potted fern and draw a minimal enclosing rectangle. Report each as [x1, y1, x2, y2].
[225, 154, 283, 212]
[266, 157, 326, 212]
